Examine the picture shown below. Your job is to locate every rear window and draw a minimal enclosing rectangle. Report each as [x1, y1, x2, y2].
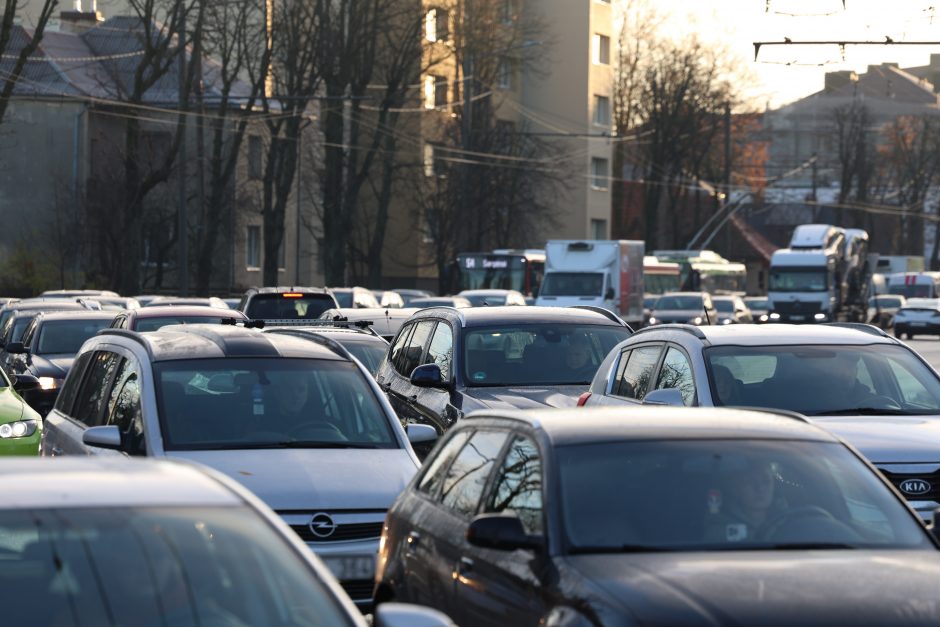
[35, 319, 111, 355]
[244, 294, 337, 320]
[134, 316, 241, 332]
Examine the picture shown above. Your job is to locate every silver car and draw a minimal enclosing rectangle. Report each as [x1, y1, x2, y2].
[581, 322, 940, 520]
[0, 457, 451, 627]
[41, 325, 437, 608]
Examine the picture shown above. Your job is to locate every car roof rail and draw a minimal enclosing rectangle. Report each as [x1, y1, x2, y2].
[96, 329, 156, 360]
[630, 323, 707, 340]
[269, 328, 355, 360]
[260, 318, 380, 337]
[567, 306, 633, 331]
[822, 322, 893, 339]
[220, 318, 265, 329]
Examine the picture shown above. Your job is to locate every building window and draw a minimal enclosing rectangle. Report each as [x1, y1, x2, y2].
[497, 59, 512, 89]
[592, 34, 610, 65]
[591, 219, 607, 240]
[425, 8, 449, 42]
[248, 134, 262, 179]
[593, 95, 610, 126]
[591, 157, 609, 190]
[246, 226, 261, 269]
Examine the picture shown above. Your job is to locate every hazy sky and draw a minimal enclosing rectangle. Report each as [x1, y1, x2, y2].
[648, 0, 940, 108]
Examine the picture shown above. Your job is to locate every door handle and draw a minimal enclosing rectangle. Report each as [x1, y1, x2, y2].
[456, 556, 474, 576]
[50, 446, 63, 456]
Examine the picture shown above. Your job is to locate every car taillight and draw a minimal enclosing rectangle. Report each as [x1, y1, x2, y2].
[577, 392, 592, 407]
[282, 293, 303, 298]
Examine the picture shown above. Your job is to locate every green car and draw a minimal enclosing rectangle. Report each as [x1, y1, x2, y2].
[0, 369, 41, 456]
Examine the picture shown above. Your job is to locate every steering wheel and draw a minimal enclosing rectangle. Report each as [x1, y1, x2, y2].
[286, 421, 347, 441]
[761, 505, 836, 540]
[864, 394, 903, 411]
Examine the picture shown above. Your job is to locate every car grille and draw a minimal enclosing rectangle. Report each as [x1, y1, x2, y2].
[880, 469, 940, 502]
[289, 521, 384, 543]
[340, 579, 374, 600]
[773, 301, 822, 315]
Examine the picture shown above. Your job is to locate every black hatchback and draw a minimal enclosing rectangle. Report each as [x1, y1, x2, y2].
[374, 307, 631, 452]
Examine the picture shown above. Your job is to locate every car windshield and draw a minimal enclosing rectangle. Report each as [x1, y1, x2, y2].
[155, 358, 397, 450]
[35, 319, 111, 355]
[539, 273, 603, 297]
[559, 439, 931, 553]
[332, 292, 353, 308]
[769, 269, 828, 292]
[135, 316, 240, 332]
[714, 300, 735, 313]
[705, 344, 940, 416]
[870, 297, 903, 308]
[244, 294, 336, 320]
[0, 506, 353, 627]
[462, 323, 631, 386]
[342, 340, 387, 375]
[890, 284, 935, 299]
[655, 295, 703, 310]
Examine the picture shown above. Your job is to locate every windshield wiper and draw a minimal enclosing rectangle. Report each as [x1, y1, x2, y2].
[568, 544, 678, 554]
[810, 407, 922, 416]
[767, 542, 858, 550]
[200, 441, 381, 450]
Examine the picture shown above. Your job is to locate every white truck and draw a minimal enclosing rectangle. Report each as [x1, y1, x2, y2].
[536, 240, 645, 327]
[768, 224, 871, 323]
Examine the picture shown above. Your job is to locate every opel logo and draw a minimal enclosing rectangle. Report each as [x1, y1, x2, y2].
[899, 479, 932, 496]
[309, 512, 337, 538]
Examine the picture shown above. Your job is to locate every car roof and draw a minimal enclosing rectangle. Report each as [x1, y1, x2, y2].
[631, 323, 897, 346]
[0, 458, 242, 509]
[6, 301, 87, 313]
[102, 324, 347, 362]
[130, 306, 249, 319]
[458, 289, 516, 295]
[267, 326, 385, 341]
[33, 311, 117, 323]
[465, 406, 837, 446]
[411, 305, 625, 328]
[245, 286, 332, 295]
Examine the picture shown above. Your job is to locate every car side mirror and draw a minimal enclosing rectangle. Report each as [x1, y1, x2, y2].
[410, 364, 448, 389]
[5, 341, 25, 355]
[82, 425, 122, 451]
[12, 373, 39, 392]
[605, 288, 615, 300]
[642, 388, 685, 407]
[932, 508, 940, 543]
[467, 513, 542, 551]
[406, 423, 438, 445]
[374, 603, 455, 627]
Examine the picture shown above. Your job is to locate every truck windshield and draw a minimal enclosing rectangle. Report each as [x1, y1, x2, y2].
[539, 273, 604, 297]
[889, 284, 936, 299]
[769, 269, 827, 292]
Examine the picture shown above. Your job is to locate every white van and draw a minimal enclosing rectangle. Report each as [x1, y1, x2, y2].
[887, 272, 940, 299]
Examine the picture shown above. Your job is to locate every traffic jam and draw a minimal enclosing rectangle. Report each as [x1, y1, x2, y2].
[3, 226, 940, 626]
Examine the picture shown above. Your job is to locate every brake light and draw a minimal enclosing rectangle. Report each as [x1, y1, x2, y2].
[282, 293, 303, 298]
[577, 392, 592, 407]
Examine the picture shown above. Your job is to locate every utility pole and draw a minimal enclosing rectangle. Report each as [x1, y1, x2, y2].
[723, 102, 732, 255]
[177, 9, 189, 296]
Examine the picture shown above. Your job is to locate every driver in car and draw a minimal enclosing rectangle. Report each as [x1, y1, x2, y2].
[704, 459, 784, 543]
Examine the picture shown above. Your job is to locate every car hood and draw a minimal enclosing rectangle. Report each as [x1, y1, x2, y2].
[0, 387, 27, 423]
[465, 385, 586, 411]
[812, 415, 940, 463]
[566, 551, 940, 626]
[169, 449, 418, 510]
[28, 354, 73, 378]
[651, 309, 703, 321]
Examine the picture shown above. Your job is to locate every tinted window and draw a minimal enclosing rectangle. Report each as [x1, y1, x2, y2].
[72, 351, 121, 426]
[463, 323, 630, 386]
[558, 440, 931, 551]
[656, 347, 695, 406]
[106, 360, 145, 456]
[35, 319, 111, 355]
[54, 352, 92, 415]
[441, 430, 508, 517]
[486, 435, 542, 535]
[417, 429, 473, 496]
[714, 300, 734, 313]
[424, 322, 453, 379]
[342, 341, 387, 375]
[614, 345, 661, 400]
[398, 320, 434, 377]
[389, 324, 414, 372]
[655, 296, 703, 310]
[244, 294, 337, 320]
[10, 316, 34, 343]
[0, 506, 353, 627]
[156, 358, 396, 450]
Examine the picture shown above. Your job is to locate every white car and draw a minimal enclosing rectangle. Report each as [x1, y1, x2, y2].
[457, 289, 528, 306]
[41, 324, 437, 608]
[0, 457, 452, 627]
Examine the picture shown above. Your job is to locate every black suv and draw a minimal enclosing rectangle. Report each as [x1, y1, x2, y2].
[237, 286, 338, 321]
[375, 306, 632, 450]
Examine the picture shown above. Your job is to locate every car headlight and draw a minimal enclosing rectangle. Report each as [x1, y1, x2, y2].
[814, 313, 827, 321]
[721, 318, 733, 325]
[38, 377, 63, 391]
[0, 420, 38, 439]
[769, 313, 781, 320]
[648, 317, 657, 325]
[759, 314, 769, 322]
[691, 317, 703, 325]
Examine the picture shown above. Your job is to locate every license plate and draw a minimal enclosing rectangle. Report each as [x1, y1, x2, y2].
[911, 322, 928, 327]
[790, 315, 805, 321]
[321, 555, 375, 580]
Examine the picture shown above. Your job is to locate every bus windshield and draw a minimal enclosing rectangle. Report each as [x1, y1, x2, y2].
[456, 254, 543, 294]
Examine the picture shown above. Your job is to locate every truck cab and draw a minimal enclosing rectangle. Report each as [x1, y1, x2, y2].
[768, 249, 838, 323]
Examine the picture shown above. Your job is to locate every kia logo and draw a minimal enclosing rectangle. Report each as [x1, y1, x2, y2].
[309, 512, 337, 538]
[899, 479, 932, 496]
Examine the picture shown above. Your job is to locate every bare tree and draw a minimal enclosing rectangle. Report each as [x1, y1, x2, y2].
[831, 99, 873, 223]
[0, 0, 58, 126]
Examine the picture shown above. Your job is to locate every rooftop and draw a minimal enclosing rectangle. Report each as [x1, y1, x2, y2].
[413, 305, 628, 327]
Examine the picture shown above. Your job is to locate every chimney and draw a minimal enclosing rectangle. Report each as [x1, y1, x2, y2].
[59, 0, 101, 34]
[824, 70, 857, 92]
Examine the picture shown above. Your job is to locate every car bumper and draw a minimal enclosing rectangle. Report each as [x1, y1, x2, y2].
[0, 430, 41, 456]
[895, 321, 940, 335]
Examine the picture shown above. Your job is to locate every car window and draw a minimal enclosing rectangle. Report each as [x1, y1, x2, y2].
[389, 323, 414, 372]
[886, 356, 936, 406]
[53, 352, 92, 415]
[655, 347, 696, 406]
[72, 351, 122, 427]
[417, 429, 473, 497]
[485, 435, 543, 535]
[440, 430, 509, 518]
[244, 294, 336, 320]
[398, 320, 434, 377]
[424, 322, 454, 379]
[35, 319, 112, 355]
[105, 360, 145, 456]
[21, 320, 37, 348]
[613, 345, 662, 401]
[342, 341, 387, 375]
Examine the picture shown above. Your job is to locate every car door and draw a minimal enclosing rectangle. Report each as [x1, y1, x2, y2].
[41, 350, 92, 456]
[603, 343, 664, 405]
[385, 320, 436, 427]
[101, 358, 147, 456]
[456, 432, 547, 626]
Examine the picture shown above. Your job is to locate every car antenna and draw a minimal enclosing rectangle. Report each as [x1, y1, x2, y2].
[703, 302, 712, 326]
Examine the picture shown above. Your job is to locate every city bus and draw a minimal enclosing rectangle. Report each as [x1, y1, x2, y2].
[653, 249, 747, 294]
[454, 249, 546, 296]
[643, 256, 681, 295]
